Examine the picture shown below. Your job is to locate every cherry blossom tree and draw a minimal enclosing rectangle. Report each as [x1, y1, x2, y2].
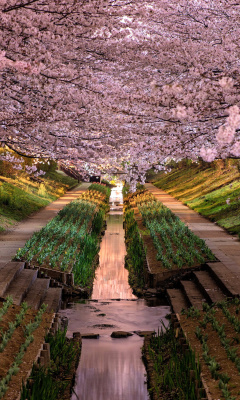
[1, 0, 240, 188]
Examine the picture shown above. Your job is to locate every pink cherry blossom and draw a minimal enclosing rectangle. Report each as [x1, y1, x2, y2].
[200, 147, 218, 163]
[1, 1, 240, 189]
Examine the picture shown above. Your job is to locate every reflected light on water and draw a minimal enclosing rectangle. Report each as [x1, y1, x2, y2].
[72, 336, 148, 400]
[91, 213, 136, 300]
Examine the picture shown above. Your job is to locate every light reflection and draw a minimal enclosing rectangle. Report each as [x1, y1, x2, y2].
[92, 183, 135, 300]
[92, 213, 136, 300]
[72, 336, 148, 400]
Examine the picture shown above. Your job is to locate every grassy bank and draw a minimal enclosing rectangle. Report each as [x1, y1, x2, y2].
[148, 159, 240, 236]
[0, 299, 54, 400]
[143, 323, 202, 400]
[0, 171, 78, 232]
[180, 299, 240, 400]
[20, 328, 81, 400]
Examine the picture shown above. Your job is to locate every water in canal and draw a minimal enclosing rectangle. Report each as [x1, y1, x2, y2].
[60, 184, 170, 400]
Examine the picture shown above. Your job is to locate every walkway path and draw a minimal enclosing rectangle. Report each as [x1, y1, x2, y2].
[145, 183, 240, 276]
[0, 183, 90, 266]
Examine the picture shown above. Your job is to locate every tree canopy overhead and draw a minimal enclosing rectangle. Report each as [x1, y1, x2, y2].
[1, 0, 240, 188]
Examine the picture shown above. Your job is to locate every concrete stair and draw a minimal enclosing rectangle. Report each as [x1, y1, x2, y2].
[0, 261, 25, 297]
[166, 288, 189, 314]
[180, 280, 206, 309]
[167, 263, 238, 313]
[4, 269, 38, 305]
[206, 262, 240, 297]
[44, 288, 62, 312]
[0, 261, 63, 312]
[24, 277, 50, 310]
[193, 270, 226, 303]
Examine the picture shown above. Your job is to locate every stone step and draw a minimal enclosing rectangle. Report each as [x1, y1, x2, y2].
[4, 269, 38, 305]
[206, 262, 240, 297]
[0, 261, 25, 297]
[0, 262, 7, 271]
[193, 270, 226, 304]
[43, 287, 62, 313]
[166, 288, 189, 314]
[180, 280, 206, 309]
[24, 278, 50, 310]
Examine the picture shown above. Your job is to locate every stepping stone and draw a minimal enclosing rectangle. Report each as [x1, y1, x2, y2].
[194, 270, 226, 303]
[180, 280, 206, 309]
[81, 333, 100, 339]
[135, 331, 155, 337]
[24, 278, 50, 310]
[166, 288, 189, 314]
[111, 331, 133, 338]
[207, 262, 240, 297]
[43, 287, 62, 312]
[0, 261, 25, 297]
[4, 268, 38, 305]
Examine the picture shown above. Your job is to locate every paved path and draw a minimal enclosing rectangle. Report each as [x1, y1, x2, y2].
[145, 183, 240, 276]
[0, 183, 90, 266]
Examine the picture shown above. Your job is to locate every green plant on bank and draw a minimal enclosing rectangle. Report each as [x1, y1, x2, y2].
[0, 296, 13, 322]
[203, 301, 240, 374]
[92, 208, 105, 235]
[138, 199, 216, 269]
[0, 304, 47, 399]
[15, 185, 108, 288]
[181, 306, 201, 319]
[125, 189, 215, 273]
[147, 323, 201, 399]
[0, 183, 50, 220]
[0, 302, 28, 352]
[20, 328, 80, 400]
[88, 182, 111, 201]
[45, 328, 78, 374]
[183, 299, 240, 400]
[195, 325, 236, 400]
[124, 208, 146, 289]
[20, 366, 66, 400]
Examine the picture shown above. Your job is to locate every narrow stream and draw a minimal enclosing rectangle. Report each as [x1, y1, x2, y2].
[60, 185, 170, 400]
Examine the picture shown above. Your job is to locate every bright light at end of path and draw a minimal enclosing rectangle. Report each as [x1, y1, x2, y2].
[109, 182, 124, 205]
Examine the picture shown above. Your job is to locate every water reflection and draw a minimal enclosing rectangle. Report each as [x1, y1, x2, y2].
[71, 336, 148, 400]
[91, 213, 136, 300]
[65, 300, 170, 400]
[63, 300, 170, 336]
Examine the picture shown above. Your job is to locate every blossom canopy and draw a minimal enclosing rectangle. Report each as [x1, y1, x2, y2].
[1, 0, 240, 187]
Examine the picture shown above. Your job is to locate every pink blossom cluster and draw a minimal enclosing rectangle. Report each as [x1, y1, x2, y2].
[231, 142, 240, 157]
[1, 1, 240, 188]
[25, 165, 45, 176]
[0, 153, 23, 170]
[0, 151, 45, 176]
[199, 147, 218, 163]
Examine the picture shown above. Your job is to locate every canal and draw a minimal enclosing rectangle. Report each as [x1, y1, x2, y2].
[60, 184, 170, 400]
